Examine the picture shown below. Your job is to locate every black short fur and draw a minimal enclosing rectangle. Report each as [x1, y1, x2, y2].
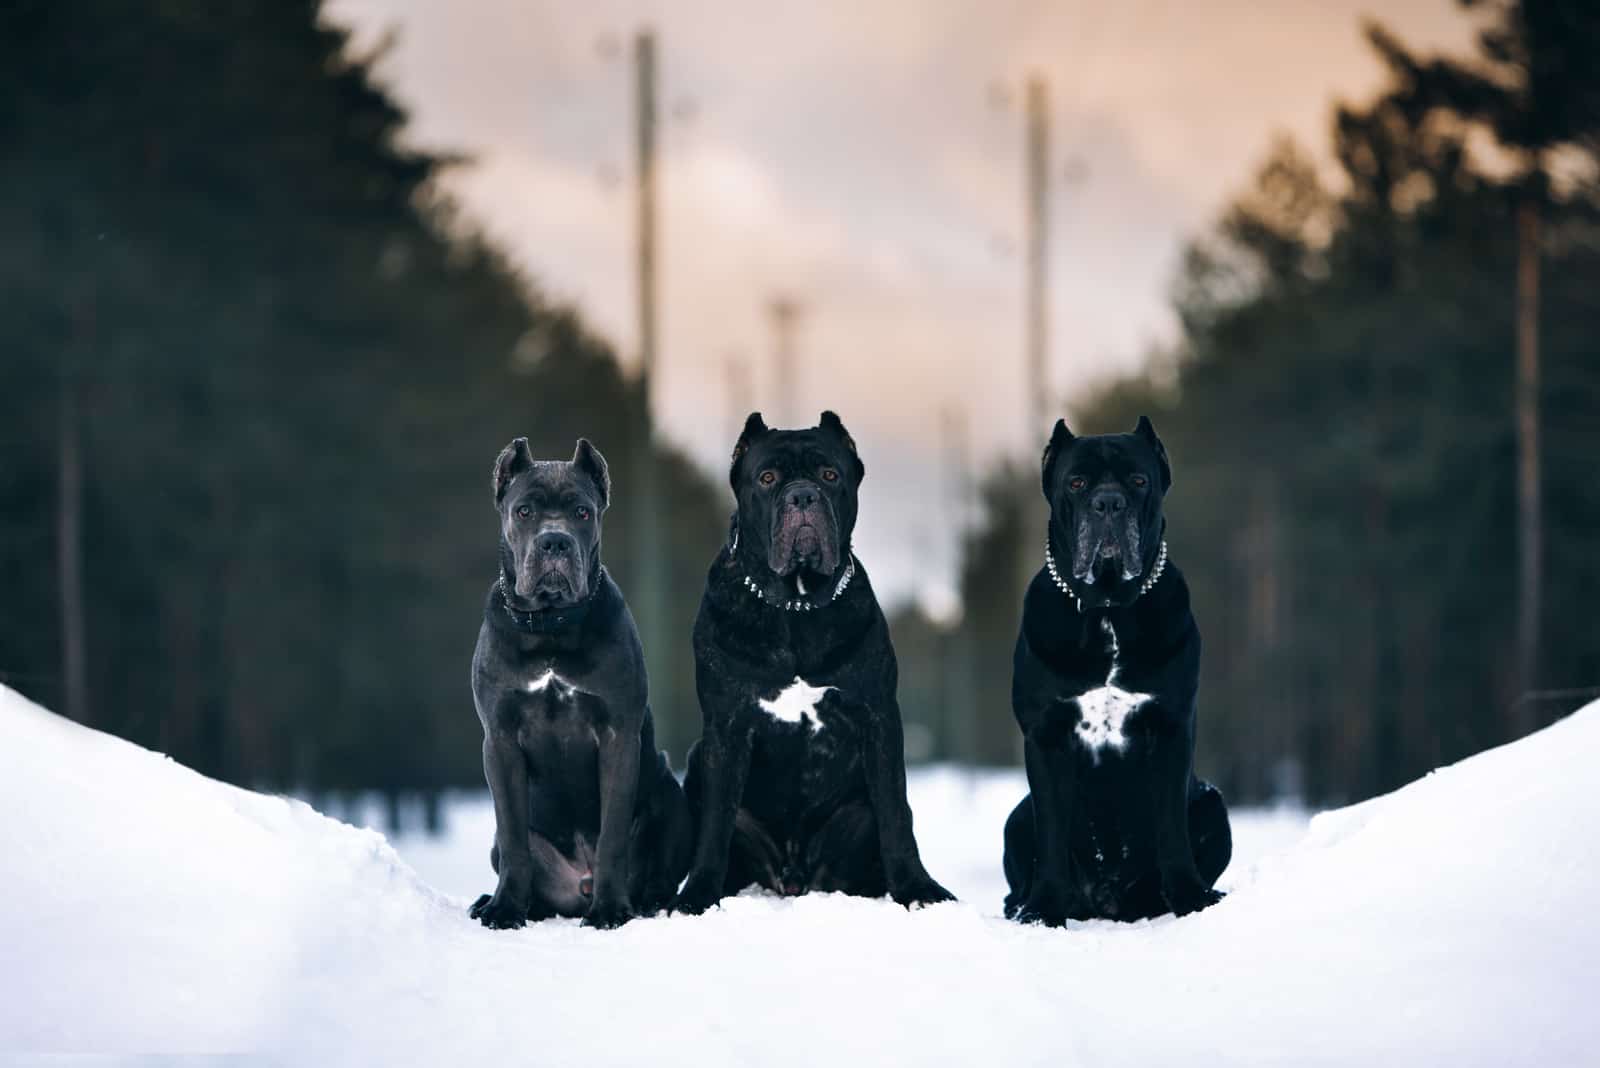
[1003, 416, 1232, 924]
[469, 437, 690, 930]
[674, 412, 953, 913]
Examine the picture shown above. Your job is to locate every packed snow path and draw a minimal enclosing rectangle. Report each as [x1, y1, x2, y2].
[2, 683, 1595, 1064]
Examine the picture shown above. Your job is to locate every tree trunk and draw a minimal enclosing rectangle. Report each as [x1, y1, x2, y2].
[57, 355, 88, 724]
[1514, 195, 1542, 734]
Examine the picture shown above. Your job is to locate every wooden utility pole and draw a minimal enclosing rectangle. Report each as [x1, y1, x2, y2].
[635, 30, 658, 392]
[630, 29, 669, 732]
[940, 405, 978, 763]
[1016, 76, 1052, 639]
[769, 296, 802, 426]
[1024, 76, 1050, 438]
[1514, 193, 1542, 731]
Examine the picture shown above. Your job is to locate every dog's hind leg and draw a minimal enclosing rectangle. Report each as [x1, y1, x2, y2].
[805, 801, 887, 899]
[486, 832, 593, 919]
[658, 765, 693, 905]
[1110, 782, 1231, 920]
[627, 753, 693, 914]
[725, 808, 785, 896]
[1188, 779, 1232, 888]
[1001, 795, 1034, 919]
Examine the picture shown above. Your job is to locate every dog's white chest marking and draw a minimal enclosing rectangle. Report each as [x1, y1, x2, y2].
[526, 669, 574, 696]
[1072, 619, 1151, 759]
[758, 677, 835, 730]
[1074, 686, 1148, 755]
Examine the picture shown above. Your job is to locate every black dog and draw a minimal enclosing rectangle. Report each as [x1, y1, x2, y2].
[673, 412, 953, 913]
[1002, 417, 1231, 924]
[469, 437, 690, 929]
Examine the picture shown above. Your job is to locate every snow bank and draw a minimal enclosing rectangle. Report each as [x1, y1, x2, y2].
[2, 683, 1596, 1065]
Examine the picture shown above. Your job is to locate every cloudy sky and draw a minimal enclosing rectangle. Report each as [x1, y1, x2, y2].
[327, 0, 1475, 609]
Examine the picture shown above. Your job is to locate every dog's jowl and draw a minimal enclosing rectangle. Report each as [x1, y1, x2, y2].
[1003, 416, 1232, 924]
[673, 411, 953, 913]
[469, 437, 690, 929]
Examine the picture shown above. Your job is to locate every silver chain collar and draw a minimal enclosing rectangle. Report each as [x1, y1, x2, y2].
[740, 554, 856, 612]
[1044, 538, 1167, 614]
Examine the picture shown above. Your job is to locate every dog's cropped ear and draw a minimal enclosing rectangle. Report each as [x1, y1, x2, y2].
[571, 438, 610, 512]
[729, 411, 770, 487]
[818, 410, 865, 483]
[1133, 415, 1172, 492]
[1041, 419, 1075, 499]
[493, 437, 535, 506]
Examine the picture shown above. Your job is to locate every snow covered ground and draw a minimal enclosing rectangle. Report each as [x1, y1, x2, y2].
[3, 683, 1596, 1065]
[378, 772, 1310, 922]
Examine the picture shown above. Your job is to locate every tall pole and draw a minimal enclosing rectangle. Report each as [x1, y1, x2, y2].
[940, 405, 977, 764]
[1015, 76, 1051, 686]
[1514, 194, 1542, 731]
[631, 29, 671, 740]
[636, 30, 657, 390]
[1024, 76, 1050, 438]
[769, 296, 802, 426]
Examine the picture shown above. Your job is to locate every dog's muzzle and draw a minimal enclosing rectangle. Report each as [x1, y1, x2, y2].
[769, 481, 840, 577]
[517, 529, 586, 605]
[1073, 494, 1144, 586]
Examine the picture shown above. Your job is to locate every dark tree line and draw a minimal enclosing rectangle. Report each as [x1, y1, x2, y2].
[895, 0, 1600, 804]
[0, 1, 724, 809]
[5, 1, 1595, 815]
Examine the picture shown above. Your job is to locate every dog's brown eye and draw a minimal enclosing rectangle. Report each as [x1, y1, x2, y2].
[575, 507, 591, 521]
[1068, 477, 1086, 492]
[820, 467, 838, 483]
[1131, 475, 1147, 488]
[759, 470, 778, 487]
[515, 505, 532, 519]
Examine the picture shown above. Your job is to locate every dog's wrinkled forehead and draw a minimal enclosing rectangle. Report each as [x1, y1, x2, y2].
[1042, 416, 1172, 503]
[741, 431, 851, 486]
[1064, 435, 1159, 488]
[730, 410, 865, 492]
[506, 461, 597, 507]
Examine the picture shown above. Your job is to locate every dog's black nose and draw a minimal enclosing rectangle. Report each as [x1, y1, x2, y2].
[536, 532, 574, 556]
[786, 485, 818, 510]
[1091, 489, 1127, 516]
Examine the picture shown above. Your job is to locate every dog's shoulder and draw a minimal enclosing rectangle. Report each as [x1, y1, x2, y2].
[1017, 568, 1094, 667]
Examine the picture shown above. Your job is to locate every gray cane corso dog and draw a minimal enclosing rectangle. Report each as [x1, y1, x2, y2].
[469, 437, 690, 929]
[1002, 417, 1231, 924]
[673, 412, 953, 913]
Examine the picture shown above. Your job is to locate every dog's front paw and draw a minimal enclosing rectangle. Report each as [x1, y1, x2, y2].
[1162, 880, 1224, 917]
[890, 875, 956, 909]
[1012, 899, 1065, 927]
[470, 890, 529, 930]
[582, 894, 636, 930]
[1011, 883, 1083, 927]
[672, 875, 724, 916]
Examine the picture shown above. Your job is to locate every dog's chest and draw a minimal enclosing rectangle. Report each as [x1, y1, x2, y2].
[756, 676, 836, 731]
[1066, 619, 1153, 761]
[750, 675, 862, 770]
[513, 666, 594, 731]
[747, 676, 863, 815]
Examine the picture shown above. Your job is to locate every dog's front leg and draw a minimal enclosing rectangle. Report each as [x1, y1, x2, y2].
[1015, 730, 1087, 926]
[472, 730, 535, 929]
[1150, 713, 1220, 916]
[584, 722, 641, 929]
[674, 713, 752, 914]
[864, 699, 954, 907]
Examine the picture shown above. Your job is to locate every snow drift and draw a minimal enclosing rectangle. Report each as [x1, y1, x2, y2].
[2, 682, 1596, 1065]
